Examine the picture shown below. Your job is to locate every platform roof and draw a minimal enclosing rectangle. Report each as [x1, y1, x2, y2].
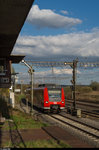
[8, 55, 25, 63]
[0, 0, 34, 60]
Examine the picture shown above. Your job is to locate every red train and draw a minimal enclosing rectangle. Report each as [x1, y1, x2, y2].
[33, 85, 65, 113]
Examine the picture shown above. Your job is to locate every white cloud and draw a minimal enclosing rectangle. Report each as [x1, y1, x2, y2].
[26, 5, 82, 29]
[34, 68, 73, 76]
[13, 28, 99, 58]
[60, 10, 69, 15]
[53, 68, 80, 74]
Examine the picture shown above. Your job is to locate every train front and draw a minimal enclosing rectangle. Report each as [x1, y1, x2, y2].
[44, 87, 65, 113]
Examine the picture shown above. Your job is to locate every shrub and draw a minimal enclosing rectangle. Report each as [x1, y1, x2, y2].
[76, 86, 92, 93]
[90, 81, 99, 91]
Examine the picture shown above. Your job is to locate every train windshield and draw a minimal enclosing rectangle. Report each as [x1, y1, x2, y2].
[48, 89, 61, 102]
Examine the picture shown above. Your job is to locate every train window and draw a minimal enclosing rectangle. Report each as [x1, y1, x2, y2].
[48, 90, 61, 101]
[0, 59, 6, 75]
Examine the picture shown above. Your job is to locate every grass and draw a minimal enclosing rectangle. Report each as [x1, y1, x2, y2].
[1, 108, 71, 148]
[11, 115, 48, 129]
[4, 139, 72, 148]
[12, 109, 48, 129]
[15, 94, 26, 104]
[1, 108, 49, 130]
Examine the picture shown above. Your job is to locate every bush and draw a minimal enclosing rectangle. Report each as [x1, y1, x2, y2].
[76, 86, 92, 93]
[15, 94, 26, 104]
[90, 81, 99, 91]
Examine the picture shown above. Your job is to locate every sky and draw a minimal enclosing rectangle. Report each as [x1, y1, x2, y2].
[12, 0, 99, 85]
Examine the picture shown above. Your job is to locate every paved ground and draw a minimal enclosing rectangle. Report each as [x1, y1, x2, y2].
[0, 128, 51, 148]
[42, 126, 94, 148]
[0, 125, 94, 148]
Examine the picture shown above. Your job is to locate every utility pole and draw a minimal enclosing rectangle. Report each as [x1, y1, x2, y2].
[28, 66, 34, 115]
[72, 59, 78, 110]
[21, 60, 34, 115]
[64, 61, 78, 111]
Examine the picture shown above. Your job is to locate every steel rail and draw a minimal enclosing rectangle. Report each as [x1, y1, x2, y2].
[82, 110, 99, 119]
[59, 113, 99, 130]
[50, 114, 99, 139]
[66, 99, 99, 108]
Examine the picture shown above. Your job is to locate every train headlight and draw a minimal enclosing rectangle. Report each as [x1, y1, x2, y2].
[62, 101, 64, 104]
[45, 101, 49, 104]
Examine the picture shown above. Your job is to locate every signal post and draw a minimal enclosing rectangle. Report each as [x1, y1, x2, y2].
[71, 59, 81, 117]
[72, 60, 78, 110]
[21, 60, 34, 115]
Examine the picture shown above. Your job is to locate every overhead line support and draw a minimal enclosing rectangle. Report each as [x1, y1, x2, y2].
[21, 59, 34, 115]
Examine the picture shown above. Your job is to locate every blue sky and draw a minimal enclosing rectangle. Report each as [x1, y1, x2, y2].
[21, 0, 99, 36]
[12, 0, 99, 85]
[13, 0, 99, 59]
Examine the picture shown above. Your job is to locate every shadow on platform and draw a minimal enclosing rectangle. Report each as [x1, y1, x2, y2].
[0, 97, 26, 148]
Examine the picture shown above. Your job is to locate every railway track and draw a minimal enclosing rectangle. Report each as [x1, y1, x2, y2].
[16, 102, 99, 147]
[66, 99, 99, 119]
[82, 110, 99, 119]
[64, 108, 99, 120]
[44, 113, 99, 148]
[66, 99, 99, 109]
[60, 113, 99, 130]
